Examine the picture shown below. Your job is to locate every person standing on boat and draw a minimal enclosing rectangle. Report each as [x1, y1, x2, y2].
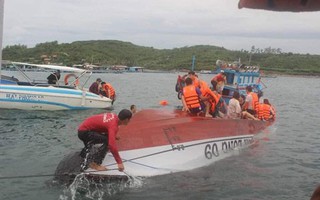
[47, 70, 61, 84]
[77, 109, 132, 171]
[210, 72, 227, 94]
[89, 78, 102, 95]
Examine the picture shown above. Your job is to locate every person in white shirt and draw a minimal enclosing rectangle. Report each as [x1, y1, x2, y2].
[228, 91, 258, 120]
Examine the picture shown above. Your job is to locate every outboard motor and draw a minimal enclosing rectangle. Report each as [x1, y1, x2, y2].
[54, 151, 84, 184]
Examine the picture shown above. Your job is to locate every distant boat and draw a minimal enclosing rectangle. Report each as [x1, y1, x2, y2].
[199, 70, 218, 74]
[0, 62, 113, 110]
[0, 74, 19, 84]
[72, 64, 124, 74]
[218, 64, 264, 104]
[175, 60, 265, 104]
[261, 75, 277, 78]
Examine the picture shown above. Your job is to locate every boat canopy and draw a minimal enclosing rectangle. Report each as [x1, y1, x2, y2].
[11, 62, 87, 73]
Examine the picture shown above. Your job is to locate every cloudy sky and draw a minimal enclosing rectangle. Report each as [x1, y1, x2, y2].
[2, 0, 320, 55]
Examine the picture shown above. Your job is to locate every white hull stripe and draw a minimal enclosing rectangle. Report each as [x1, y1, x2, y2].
[105, 135, 253, 167]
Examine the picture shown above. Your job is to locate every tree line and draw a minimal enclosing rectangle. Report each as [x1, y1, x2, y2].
[2, 40, 320, 75]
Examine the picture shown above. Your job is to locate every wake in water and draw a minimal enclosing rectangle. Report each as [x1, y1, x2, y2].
[59, 173, 144, 200]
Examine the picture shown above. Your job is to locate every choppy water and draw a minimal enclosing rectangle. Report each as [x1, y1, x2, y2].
[0, 72, 319, 200]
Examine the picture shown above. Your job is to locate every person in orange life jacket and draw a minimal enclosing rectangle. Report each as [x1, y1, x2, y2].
[188, 71, 200, 88]
[89, 78, 102, 95]
[100, 82, 116, 104]
[258, 99, 275, 121]
[243, 85, 259, 116]
[78, 109, 132, 171]
[198, 80, 220, 117]
[181, 77, 208, 115]
[211, 72, 226, 93]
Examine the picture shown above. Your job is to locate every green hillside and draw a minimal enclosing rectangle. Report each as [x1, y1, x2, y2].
[3, 40, 320, 75]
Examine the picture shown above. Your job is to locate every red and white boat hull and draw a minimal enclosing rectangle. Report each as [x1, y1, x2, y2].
[85, 109, 272, 177]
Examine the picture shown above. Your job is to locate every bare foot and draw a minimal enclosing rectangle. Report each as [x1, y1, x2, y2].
[89, 162, 107, 171]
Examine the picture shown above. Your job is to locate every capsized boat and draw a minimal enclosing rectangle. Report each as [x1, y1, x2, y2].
[83, 109, 273, 178]
[0, 62, 112, 110]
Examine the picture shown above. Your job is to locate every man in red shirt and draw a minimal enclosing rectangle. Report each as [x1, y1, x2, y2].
[210, 72, 227, 93]
[78, 109, 132, 171]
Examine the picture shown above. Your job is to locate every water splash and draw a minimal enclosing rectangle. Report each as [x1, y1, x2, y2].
[59, 172, 145, 200]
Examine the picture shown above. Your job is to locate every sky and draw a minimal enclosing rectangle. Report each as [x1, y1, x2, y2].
[2, 0, 320, 55]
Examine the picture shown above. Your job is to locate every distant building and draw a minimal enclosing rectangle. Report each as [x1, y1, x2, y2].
[111, 65, 129, 71]
[128, 66, 144, 72]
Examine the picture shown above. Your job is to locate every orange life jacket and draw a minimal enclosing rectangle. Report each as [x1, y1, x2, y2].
[258, 103, 270, 120]
[199, 80, 220, 112]
[192, 77, 200, 88]
[259, 103, 276, 121]
[183, 85, 201, 109]
[250, 92, 259, 113]
[103, 83, 116, 99]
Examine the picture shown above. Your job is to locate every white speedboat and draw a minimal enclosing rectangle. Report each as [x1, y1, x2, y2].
[0, 62, 112, 110]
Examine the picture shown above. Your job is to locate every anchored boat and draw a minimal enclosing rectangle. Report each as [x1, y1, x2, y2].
[0, 62, 112, 110]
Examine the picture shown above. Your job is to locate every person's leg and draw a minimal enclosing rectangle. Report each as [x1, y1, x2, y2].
[78, 131, 108, 170]
[211, 80, 217, 91]
[204, 101, 212, 117]
[78, 131, 91, 158]
[242, 111, 259, 120]
[212, 101, 221, 118]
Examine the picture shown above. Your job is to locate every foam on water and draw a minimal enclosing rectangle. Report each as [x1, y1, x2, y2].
[59, 172, 145, 200]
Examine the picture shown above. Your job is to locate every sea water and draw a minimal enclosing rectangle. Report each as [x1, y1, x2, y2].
[0, 72, 319, 200]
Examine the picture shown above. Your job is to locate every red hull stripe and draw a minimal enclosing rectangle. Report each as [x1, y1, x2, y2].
[117, 109, 271, 151]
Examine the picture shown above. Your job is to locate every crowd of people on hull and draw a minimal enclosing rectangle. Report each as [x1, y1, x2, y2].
[180, 71, 226, 118]
[179, 71, 275, 121]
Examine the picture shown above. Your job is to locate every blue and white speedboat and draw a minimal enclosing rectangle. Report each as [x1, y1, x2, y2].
[175, 60, 265, 104]
[0, 62, 112, 110]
